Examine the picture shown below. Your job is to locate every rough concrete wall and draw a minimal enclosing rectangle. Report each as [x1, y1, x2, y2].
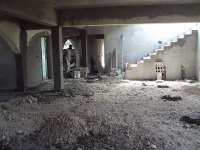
[0, 36, 17, 89]
[87, 23, 196, 73]
[76, 39, 82, 68]
[196, 25, 200, 80]
[87, 35, 98, 72]
[125, 32, 197, 80]
[27, 36, 43, 87]
[0, 20, 20, 52]
[26, 30, 51, 87]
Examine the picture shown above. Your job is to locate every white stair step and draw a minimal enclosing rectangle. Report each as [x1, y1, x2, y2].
[150, 53, 156, 56]
[178, 35, 184, 39]
[138, 60, 144, 64]
[171, 40, 177, 43]
[125, 64, 138, 70]
[165, 42, 171, 46]
[163, 45, 171, 48]
[155, 48, 164, 52]
[143, 56, 151, 60]
[132, 64, 138, 67]
[184, 30, 192, 35]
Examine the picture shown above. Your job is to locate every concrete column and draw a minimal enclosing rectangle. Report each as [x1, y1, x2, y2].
[52, 27, 64, 91]
[110, 52, 112, 71]
[16, 29, 28, 91]
[46, 37, 54, 79]
[114, 49, 118, 70]
[196, 24, 200, 81]
[80, 29, 87, 67]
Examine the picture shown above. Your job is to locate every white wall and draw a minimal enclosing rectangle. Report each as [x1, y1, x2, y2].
[125, 31, 197, 80]
[87, 23, 197, 73]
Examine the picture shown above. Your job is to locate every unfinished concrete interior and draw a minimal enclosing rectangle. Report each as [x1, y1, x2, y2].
[0, 1, 200, 149]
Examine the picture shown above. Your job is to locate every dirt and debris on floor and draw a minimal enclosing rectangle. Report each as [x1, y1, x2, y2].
[161, 94, 182, 101]
[180, 112, 200, 126]
[0, 78, 200, 150]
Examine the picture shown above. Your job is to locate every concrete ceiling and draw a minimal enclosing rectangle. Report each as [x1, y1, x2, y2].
[41, 0, 200, 9]
[1, 0, 200, 26]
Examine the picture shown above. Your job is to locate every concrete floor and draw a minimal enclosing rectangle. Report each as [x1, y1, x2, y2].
[0, 78, 200, 149]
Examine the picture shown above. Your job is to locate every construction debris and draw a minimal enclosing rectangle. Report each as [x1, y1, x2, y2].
[85, 75, 102, 83]
[161, 94, 182, 101]
[180, 112, 200, 125]
[157, 84, 169, 88]
[156, 80, 163, 83]
[0, 80, 200, 150]
[142, 83, 147, 86]
[185, 80, 196, 83]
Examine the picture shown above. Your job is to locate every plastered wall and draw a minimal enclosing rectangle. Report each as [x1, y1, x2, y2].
[0, 21, 20, 52]
[0, 20, 51, 89]
[125, 31, 197, 80]
[0, 21, 20, 89]
[27, 34, 44, 87]
[0, 36, 17, 89]
[27, 30, 51, 87]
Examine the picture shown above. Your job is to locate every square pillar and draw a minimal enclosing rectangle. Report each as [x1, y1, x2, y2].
[16, 29, 28, 91]
[52, 27, 64, 91]
[197, 24, 200, 81]
[80, 29, 87, 67]
[46, 37, 54, 79]
[114, 49, 118, 70]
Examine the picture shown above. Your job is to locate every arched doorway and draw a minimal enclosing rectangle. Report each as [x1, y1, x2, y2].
[63, 38, 81, 77]
[27, 31, 51, 87]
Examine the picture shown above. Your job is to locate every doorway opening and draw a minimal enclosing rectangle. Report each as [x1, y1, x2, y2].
[41, 37, 47, 80]
[97, 38, 105, 69]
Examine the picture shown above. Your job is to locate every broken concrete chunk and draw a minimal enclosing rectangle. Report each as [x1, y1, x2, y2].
[142, 83, 147, 86]
[86, 78, 99, 83]
[186, 80, 196, 83]
[16, 130, 24, 135]
[156, 80, 163, 83]
[151, 144, 157, 149]
[180, 112, 200, 125]
[85, 75, 102, 83]
[0, 103, 9, 110]
[157, 84, 169, 88]
[55, 143, 70, 149]
[161, 94, 182, 101]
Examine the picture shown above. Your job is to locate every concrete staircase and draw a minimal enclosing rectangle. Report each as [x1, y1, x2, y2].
[125, 29, 198, 80]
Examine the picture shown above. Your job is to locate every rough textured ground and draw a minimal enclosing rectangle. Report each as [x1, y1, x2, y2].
[0, 77, 200, 150]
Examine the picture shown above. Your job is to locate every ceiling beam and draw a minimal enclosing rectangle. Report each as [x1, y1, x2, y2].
[62, 27, 81, 37]
[58, 4, 200, 26]
[0, 0, 57, 26]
